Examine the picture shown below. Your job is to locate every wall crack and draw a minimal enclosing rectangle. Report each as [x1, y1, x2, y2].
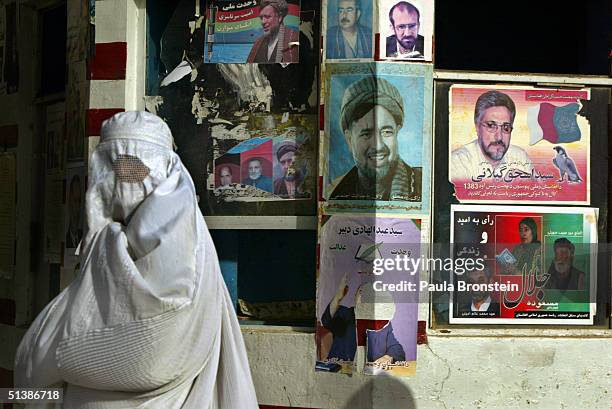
[424, 343, 451, 409]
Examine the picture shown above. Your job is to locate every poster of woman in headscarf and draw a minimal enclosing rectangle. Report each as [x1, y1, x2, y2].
[321, 62, 432, 214]
[316, 214, 424, 376]
[449, 205, 597, 325]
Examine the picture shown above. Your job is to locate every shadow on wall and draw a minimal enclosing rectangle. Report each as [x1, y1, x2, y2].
[341, 377, 416, 409]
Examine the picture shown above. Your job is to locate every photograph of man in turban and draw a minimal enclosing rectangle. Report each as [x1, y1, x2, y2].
[273, 141, 305, 198]
[247, 0, 300, 63]
[328, 76, 422, 201]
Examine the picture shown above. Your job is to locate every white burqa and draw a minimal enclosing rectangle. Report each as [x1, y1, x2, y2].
[15, 111, 259, 409]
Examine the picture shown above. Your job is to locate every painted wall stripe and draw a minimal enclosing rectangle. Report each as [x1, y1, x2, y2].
[94, 0, 128, 43]
[88, 42, 128, 80]
[89, 80, 126, 109]
[87, 108, 125, 136]
[417, 320, 428, 345]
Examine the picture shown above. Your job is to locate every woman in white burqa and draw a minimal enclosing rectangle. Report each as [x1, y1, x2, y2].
[15, 111, 259, 408]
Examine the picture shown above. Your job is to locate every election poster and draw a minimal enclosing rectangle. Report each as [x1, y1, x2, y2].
[208, 113, 316, 202]
[448, 84, 591, 204]
[323, 0, 373, 61]
[449, 205, 597, 325]
[156, 1, 318, 215]
[321, 62, 432, 214]
[316, 214, 427, 376]
[204, 0, 301, 64]
[376, 0, 434, 62]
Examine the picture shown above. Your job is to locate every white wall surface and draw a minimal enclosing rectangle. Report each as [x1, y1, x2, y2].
[243, 329, 612, 409]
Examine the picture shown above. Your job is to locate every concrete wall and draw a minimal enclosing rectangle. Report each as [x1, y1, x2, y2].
[244, 328, 612, 408]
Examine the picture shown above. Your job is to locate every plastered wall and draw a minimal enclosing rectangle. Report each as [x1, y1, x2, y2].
[243, 329, 612, 408]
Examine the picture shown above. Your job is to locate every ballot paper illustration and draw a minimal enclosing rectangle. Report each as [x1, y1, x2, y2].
[496, 248, 517, 265]
[354, 243, 383, 263]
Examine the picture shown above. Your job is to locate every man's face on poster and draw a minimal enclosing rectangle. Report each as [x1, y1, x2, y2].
[468, 268, 491, 303]
[259, 5, 283, 37]
[554, 245, 573, 277]
[219, 167, 232, 186]
[476, 106, 513, 162]
[338, 0, 359, 30]
[279, 151, 296, 178]
[391, 7, 419, 50]
[69, 178, 82, 228]
[248, 159, 263, 180]
[345, 105, 400, 180]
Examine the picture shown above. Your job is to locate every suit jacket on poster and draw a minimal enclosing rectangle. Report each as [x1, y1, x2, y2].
[385, 34, 424, 58]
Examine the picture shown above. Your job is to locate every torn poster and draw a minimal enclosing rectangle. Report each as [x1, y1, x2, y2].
[204, 0, 301, 64]
[66, 61, 87, 162]
[63, 165, 85, 273]
[67, 0, 90, 62]
[448, 85, 591, 204]
[321, 62, 432, 214]
[376, 0, 434, 62]
[316, 214, 424, 376]
[209, 114, 316, 201]
[323, 0, 373, 60]
[44, 102, 66, 263]
[449, 205, 598, 325]
[156, 1, 318, 215]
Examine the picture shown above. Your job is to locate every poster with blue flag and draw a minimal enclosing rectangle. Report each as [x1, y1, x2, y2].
[448, 84, 591, 204]
[527, 102, 582, 145]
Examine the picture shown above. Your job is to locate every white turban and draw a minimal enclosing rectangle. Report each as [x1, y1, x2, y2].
[15, 111, 258, 408]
